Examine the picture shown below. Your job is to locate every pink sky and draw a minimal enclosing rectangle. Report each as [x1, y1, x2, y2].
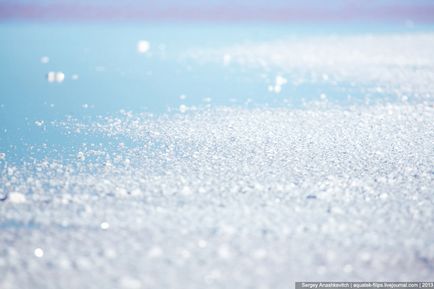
[0, 1, 433, 22]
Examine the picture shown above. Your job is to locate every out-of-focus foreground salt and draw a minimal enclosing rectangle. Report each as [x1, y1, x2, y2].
[186, 33, 434, 100]
[1, 104, 434, 288]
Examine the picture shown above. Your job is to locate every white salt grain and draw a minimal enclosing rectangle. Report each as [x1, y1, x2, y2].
[9, 192, 26, 204]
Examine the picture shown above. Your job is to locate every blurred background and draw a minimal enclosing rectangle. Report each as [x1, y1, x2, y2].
[1, 0, 434, 22]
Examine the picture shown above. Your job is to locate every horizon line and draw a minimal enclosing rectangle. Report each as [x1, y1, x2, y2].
[1, 3, 434, 23]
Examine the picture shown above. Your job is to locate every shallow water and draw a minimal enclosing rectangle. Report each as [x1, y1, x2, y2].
[1, 23, 433, 160]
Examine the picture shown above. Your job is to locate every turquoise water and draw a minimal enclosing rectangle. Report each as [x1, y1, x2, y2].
[1, 23, 433, 161]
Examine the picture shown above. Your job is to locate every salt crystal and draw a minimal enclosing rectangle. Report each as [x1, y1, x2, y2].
[9, 192, 26, 204]
[275, 75, 287, 86]
[77, 151, 85, 161]
[100, 222, 110, 230]
[35, 120, 44, 127]
[47, 72, 56, 83]
[34, 248, 44, 258]
[137, 40, 150, 54]
[179, 104, 188, 113]
[55, 72, 65, 83]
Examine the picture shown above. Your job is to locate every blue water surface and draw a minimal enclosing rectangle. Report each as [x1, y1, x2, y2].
[1, 22, 433, 162]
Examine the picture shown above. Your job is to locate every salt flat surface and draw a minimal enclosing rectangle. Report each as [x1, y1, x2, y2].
[186, 33, 434, 100]
[1, 32, 434, 288]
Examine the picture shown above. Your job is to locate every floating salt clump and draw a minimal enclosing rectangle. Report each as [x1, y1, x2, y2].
[34, 248, 44, 258]
[9, 192, 26, 204]
[275, 75, 287, 86]
[71, 74, 79, 80]
[47, 72, 56, 83]
[179, 104, 188, 113]
[55, 72, 65, 83]
[379, 193, 388, 200]
[270, 75, 287, 94]
[179, 94, 187, 100]
[137, 40, 150, 54]
[0, 152, 5, 160]
[35, 120, 44, 127]
[46, 71, 65, 83]
[100, 222, 110, 230]
[274, 85, 282, 94]
[77, 151, 85, 161]
[40, 56, 49, 64]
